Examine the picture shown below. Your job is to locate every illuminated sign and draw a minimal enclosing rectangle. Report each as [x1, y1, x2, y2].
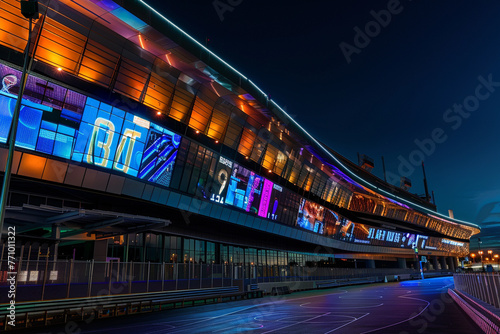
[442, 239, 464, 247]
[219, 156, 233, 168]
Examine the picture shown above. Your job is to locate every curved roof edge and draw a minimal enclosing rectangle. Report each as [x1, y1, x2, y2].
[121, 0, 480, 232]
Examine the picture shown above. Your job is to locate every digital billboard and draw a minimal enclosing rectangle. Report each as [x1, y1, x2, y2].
[265, 183, 284, 221]
[0, 63, 180, 186]
[206, 156, 233, 204]
[258, 178, 273, 218]
[296, 198, 324, 234]
[138, 124, 180, 187]
[331, 219, 467, 254]
[225, 162, 263, 213]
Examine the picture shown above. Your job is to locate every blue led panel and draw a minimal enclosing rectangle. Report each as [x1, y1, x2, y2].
[73, 100, 151, 177]
[138, 123, 180, 186]
[0, 93, 15, 143]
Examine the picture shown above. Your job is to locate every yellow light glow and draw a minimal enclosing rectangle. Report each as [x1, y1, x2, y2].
[138, 34, 145, 49]
[210, 81, 221, 97]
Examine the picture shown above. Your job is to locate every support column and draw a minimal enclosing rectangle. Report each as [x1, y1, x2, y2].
[447, 257, 456, 272]
[439, 257, 447, 270]
[397, 258, 407, 269]
[429, 256, 438, 270]
[124, 234, 130, 262]
[423, 258, 430, 271]
[94, 239, 108, 262]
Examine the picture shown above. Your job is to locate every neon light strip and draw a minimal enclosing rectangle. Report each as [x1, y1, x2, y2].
[140, 1, 247, 81]
[249, 80, 268, 99]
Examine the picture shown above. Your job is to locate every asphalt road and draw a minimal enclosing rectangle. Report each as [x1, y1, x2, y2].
[34, 276, 481, 334]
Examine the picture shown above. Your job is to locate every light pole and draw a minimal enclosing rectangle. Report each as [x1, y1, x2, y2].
[413, 243, 424, 280]
[495, 254, 499, 271]
[478, 250, 484, 271]
[0, 0, 38, 239]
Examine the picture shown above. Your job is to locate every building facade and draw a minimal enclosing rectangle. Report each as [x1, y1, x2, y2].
[0, 0, 479, 275]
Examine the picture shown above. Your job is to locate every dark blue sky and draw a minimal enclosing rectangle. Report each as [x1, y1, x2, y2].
[145, 0, 500, 224]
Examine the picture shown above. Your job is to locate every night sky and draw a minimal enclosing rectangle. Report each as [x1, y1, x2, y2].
[144, 0, 500, 226]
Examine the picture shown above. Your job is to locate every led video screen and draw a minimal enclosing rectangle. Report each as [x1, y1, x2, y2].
[0, 63, 180, 186]
[265, 183, 284, 221]
[225, 162, 263, 214]
[206, 156, 233, 204]
[296, 198, 325, 234]
[258, 178, 273, 218]
[331, 218, 467, 253]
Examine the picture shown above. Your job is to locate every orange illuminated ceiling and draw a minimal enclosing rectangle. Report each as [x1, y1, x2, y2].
[56, 0, 273, 127]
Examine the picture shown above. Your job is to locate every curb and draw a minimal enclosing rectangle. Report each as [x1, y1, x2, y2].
[448, 288, 500, 334]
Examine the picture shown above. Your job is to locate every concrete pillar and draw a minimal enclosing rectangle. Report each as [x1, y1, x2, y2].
[124, 234, 130, 262]
[160, 234, 165, 263]
[447, 257, 456, 272]
[94, 239, 108, 261]
[366, 259, 376, 269]
[52, 224, 61, 262]
[439, 257, 447, 270]
[397, 258, 407, 269]
[430, 256, 437, 270]
[422, 257, 430, 271]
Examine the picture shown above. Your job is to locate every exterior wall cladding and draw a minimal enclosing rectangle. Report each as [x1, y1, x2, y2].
[0, 0, 479, 265]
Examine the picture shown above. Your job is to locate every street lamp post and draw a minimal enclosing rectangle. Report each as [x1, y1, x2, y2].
[478, 250, 484, 271]
[495, 254, 499, 271]
[0, 0, 39, 239]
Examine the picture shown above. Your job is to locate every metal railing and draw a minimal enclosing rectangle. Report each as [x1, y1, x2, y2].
[0, 259, 442, 303]
[454, 273, 500, 309]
